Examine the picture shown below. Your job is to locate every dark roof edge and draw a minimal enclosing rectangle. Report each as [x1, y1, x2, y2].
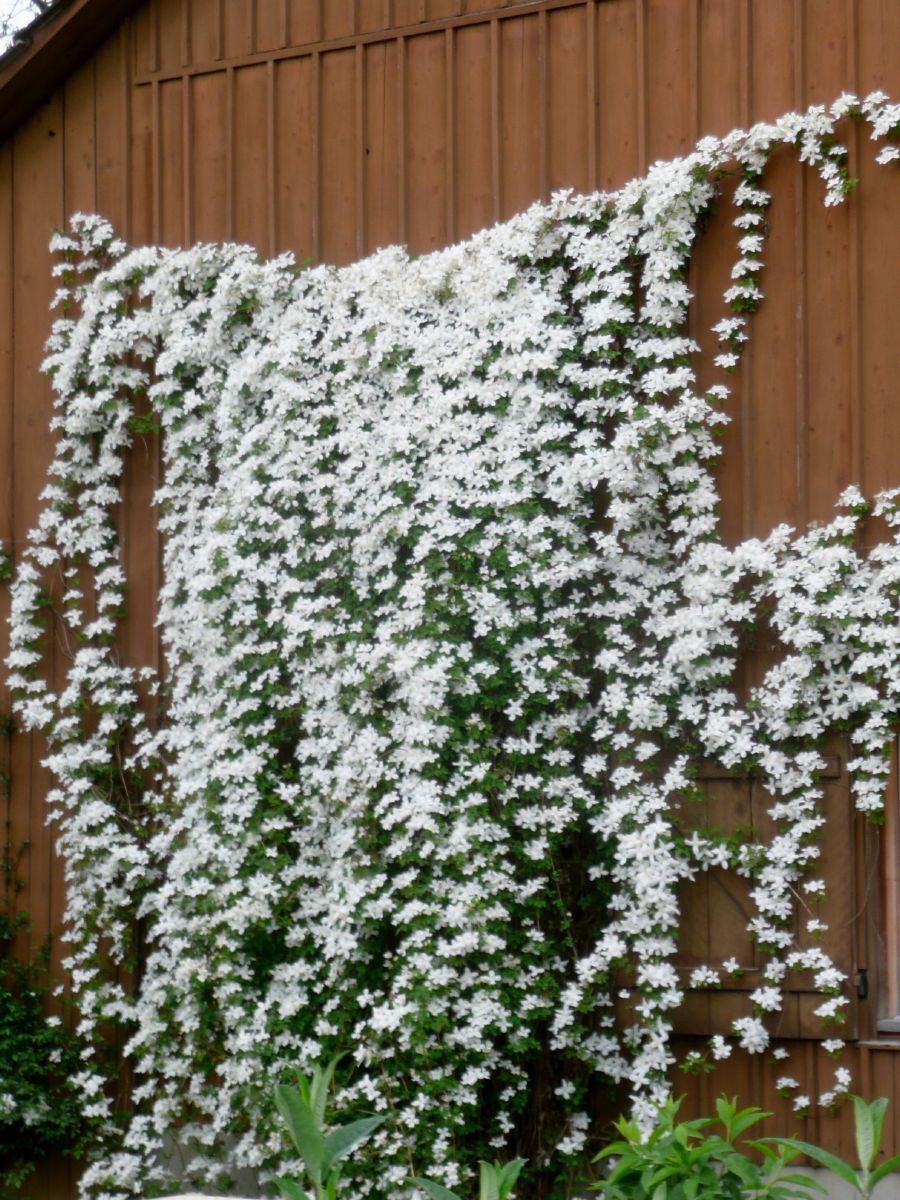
[0, 0, 145, 145]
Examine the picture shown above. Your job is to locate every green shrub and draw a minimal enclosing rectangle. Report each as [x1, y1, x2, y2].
[592, 1095, 824, 1200]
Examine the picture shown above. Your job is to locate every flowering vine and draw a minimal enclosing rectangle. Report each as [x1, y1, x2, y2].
[5, 93, 900, 1199]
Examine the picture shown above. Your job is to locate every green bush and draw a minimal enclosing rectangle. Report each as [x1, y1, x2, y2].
[592, 1095, 824, 1200]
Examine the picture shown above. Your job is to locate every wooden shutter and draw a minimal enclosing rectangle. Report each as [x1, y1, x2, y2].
[671, 745, 863, 1042]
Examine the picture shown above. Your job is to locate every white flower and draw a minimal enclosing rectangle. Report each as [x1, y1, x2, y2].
[709, 1035, 731, 1061]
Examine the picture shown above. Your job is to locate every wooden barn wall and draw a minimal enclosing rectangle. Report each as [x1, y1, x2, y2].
[1, 0, 900, 1193]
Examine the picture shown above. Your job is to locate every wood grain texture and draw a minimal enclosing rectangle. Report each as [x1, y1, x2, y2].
[2, 3, 900, 1193]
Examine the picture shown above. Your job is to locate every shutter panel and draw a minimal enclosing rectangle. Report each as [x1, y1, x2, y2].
[671, 745, 861, 1042]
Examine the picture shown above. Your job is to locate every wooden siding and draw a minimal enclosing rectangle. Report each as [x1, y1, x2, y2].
[1, 0, 900, 1194]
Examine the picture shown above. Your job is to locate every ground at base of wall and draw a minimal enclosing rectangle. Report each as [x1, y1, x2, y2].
[792, 1170, 900, 1200]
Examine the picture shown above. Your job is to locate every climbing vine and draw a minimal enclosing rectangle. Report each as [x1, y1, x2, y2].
[6, 93, 900, 1199]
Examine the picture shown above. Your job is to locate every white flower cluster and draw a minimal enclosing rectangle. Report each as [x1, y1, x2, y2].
[5, 94, 900, 1196]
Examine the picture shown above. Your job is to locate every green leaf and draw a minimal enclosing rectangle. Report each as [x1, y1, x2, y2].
[322, 1115, 385, 1177]
[412, 1175, 463, 1200]
[867, 1153, 900, 1189]
[767, 1140, 860, 1191]
[274, 1083, 326, 1186]
[480, 1161, 500, 1200]
[497, 1157, 527, 1197]
[854, 1097, 889, 1172]
[272, 1176, 310, 1200]
[729, 1107, 771, 1140]
[310, 1054, 344, 1126]
[776, 1172, 828, 1192]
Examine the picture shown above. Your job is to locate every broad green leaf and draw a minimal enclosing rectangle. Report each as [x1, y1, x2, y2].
[867, 1153, 900, 1189]
[274, 1083, 326, 1186]
[322, 1115, 385, 1177]
[651, 1180, 667, 1200]
[854, 1097, 889, 1172]
[767, 1139, 860, 1191]
[412, 1175, 463, 1200]
[497, 1157, 527, 1197]
[595, 1141, 630, 1162]
[776, 1172, 828, 1192]
[480, 1161, 500, 1200]
[730, 1107, 772, 1140]
[648, 1166, 680, 1185]
[311, 1054, 345, 1126]
[273, 1176, 309, 1200]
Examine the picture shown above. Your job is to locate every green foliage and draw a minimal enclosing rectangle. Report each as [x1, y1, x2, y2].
[413, 1156, 527, 1200]
[768, 1097, 900, 1198]
[0, 964, 97, 1198]
[273, 1057, 386, 1200]
[0, 838, 100, 1198]
[591, 1096, 825, 1200]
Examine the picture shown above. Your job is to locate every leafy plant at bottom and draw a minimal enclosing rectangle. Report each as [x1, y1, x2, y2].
[272, 1055, 386, 1200]
[412, 1156, 527, 1200]
[767, 1096, 900, 1199]
[591, 1095, 825, 1200]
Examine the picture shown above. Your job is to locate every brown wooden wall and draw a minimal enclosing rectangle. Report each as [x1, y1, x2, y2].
[2, 0, 900, 1194]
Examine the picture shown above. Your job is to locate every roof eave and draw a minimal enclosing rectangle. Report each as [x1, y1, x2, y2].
[0, 0, 145, 145]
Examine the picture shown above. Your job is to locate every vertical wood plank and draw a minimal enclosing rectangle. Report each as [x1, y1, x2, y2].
[856, 0, 900, 499]
[406, 32, 447, 252]
[189, 0, 220, 64]
[191, 72, 228, 241]
[257, 0, 286, 52]
[287, 0, 322, 45]
[275, 55, 316, 258]
[151, 79, 161, 243]
[129, 64, 153, 245]
[63, 60, 97, 220]
[454, 22, 492, 240]
[323, 0, 358, 40]
[490, 19, 501, 221]
[635, 0, 648, 171]
[396, 38, 407, 245]
[11, 97, 64, 970]
[645, 0, 691, 161]
[156, 0, 183, 72]
[0, 144, 14, 982]
[359, 0, 389, 35]
[158, 79, 185, 245]
[94, 28, 130, 235]
[356, 45, 366, 259]
[225, 66, 235, 238]
[182, 75, 193, 242]
[538, 9, 549, 200]
[222, 1, 253, 59]
[804, 0, 853, 523]
[233, 65, 270, 251]
[363, 39, 401, 253]
[268, 60, 278, 255]
[596, 0, 638, 189]
[586, 0, 597, 191]
[444, 28, 456, 242]
[500, 17, 541, 219]
[320, 49, 358, 262]
[698, 0, 742, 137]
[132, 1, 158, 77]
[844, 0, 862, 489]
[394, 0, 427, 23]
[547, 5, 588, 195]
[793, 0, 809, 529]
